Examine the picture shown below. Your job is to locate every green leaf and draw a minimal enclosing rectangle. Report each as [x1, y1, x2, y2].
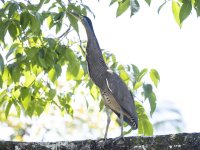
[5, 101, 12, 118]
[30, 14, 41, 34]
[54, 12, 64, 21]
[34, 0, 45, 11]
[2, 1, 11, 13]
[26, 100, 35, 117]
[149, 69, 160, 88]
[75, 68, 84, 80]
[179, 0, 192, 23]
[2, 67, 12, 86]
[8, 22, 18, 40]
[21, 87, 29, 99]
[35, 99, 46, 116]
[0, 20, 10, 43]
[143, 118, 154, 135]
[24, 71, 36, 87]
[0, 53, 4, 75]
[134, 81, 143, 90]
[0, 90, 7, 104]
[149, 91, 156, 116]
[44, 0, 50, 4]
[55, 64, 62, 77]
[19, 2, 27, 9]
[65, 48, 80, 80]
[117, 64, 125, 71]
[135, 101, 154, 136]
[143, 84, 156, 116]
[80, 4, 95, 18]
[66, 12, 79, 33]
[20, 87, 31, 109]
[12, 68, 20, 83]
[194, 0, 200, 17]
[13, 100, 21, 117]
[143, 83, 152, 99]
[12, 88, 20, 99]
[45, 51, 54, 67]
[119, 70, 129, 82]
[46, 15, 54, 29]
[145, 0, 151, 6]
[117, 0, 130, 17]
[90, 84, 99, 100]
[8, 3, 18, 18]
[111, 54, 117, 63]
[38, 48, 48, 69]
[48, 89, 56, 99]
[45, 38, 57, 49]
[25, 47, 40, 58]
[59, 93, 73, 115]
[56, 22, 62, 33]
[32, 65, 43, 76]
[131, 64, 139, 76]
[67, 4, 82, 15]
[48, 67, 57, 83]
[138, 118, 144, 135]
[27, 4, 37, 11]
[8, 63, 20, 83]
[0, 76, 2, 88]
[99, 99, 104, 112]
[172, 0, 181, 27]
[6, 43, 19, 59]
[66, 62, 80, 80]
[130, 0, 140, 16]
[137, 68, 148, 81]
[20, 11, 30, 30]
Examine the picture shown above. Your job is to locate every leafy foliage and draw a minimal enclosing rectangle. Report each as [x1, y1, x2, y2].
[0, 0, 161, 136]
[110, 0, 199, 26]
[136, 101, 153, 136]
[110, 0, 139, 17]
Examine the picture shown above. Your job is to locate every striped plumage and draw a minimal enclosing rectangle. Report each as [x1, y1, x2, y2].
[70, 14, 138, 139]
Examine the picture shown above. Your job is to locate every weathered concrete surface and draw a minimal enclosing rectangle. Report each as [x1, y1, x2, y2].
[0, 132, 200, 150]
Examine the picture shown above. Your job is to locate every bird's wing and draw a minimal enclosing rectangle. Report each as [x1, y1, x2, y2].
[105, 69, 136, 118]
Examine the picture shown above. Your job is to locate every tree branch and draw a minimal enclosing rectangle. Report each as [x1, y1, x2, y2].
[0, 133, 200, 150]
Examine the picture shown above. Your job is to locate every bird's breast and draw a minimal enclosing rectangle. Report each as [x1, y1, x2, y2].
[101, 89, 137, 129]
[101, 90, 121, 113]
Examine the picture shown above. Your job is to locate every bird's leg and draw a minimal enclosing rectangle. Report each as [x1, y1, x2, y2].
[97, 107, 111, 145]
[113, 108, 125, 143]
[120, 108, 124, 138]
[104, 107, 111, 141]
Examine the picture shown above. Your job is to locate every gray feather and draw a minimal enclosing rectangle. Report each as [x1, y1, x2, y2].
[105, 70, 138, 129]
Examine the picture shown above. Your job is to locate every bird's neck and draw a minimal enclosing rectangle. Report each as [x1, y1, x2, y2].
[83, 23, 108, 70]
[84, 27, 103, 57]
[85, 27, 98, 45]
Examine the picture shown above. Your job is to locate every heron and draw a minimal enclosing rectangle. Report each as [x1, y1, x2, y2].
[68, 12, 138, 141]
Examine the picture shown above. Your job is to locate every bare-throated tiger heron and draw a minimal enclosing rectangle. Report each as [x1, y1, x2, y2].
[69, 12, 138, 140]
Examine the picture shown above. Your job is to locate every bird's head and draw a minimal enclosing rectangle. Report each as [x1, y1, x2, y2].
[67, 11, 94, 33]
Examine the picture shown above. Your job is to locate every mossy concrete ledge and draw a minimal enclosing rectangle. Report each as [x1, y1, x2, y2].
[0, 132, 200, 150]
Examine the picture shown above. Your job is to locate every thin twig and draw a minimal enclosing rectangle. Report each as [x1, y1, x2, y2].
[77, 33, 86, 56]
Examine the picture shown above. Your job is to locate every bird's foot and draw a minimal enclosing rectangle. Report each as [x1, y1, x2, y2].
[113, 136, 125, 144]
[97, 138, 109, 146]
[97, 138, 106, 143]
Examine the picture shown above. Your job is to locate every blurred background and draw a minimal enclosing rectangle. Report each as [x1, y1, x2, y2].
[0, 0, 199, 141]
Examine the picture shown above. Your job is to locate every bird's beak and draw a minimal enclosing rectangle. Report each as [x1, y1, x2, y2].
[67, 11, 81, 20]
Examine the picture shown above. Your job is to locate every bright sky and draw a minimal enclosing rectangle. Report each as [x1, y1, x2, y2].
[84, 1, 200, 132]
